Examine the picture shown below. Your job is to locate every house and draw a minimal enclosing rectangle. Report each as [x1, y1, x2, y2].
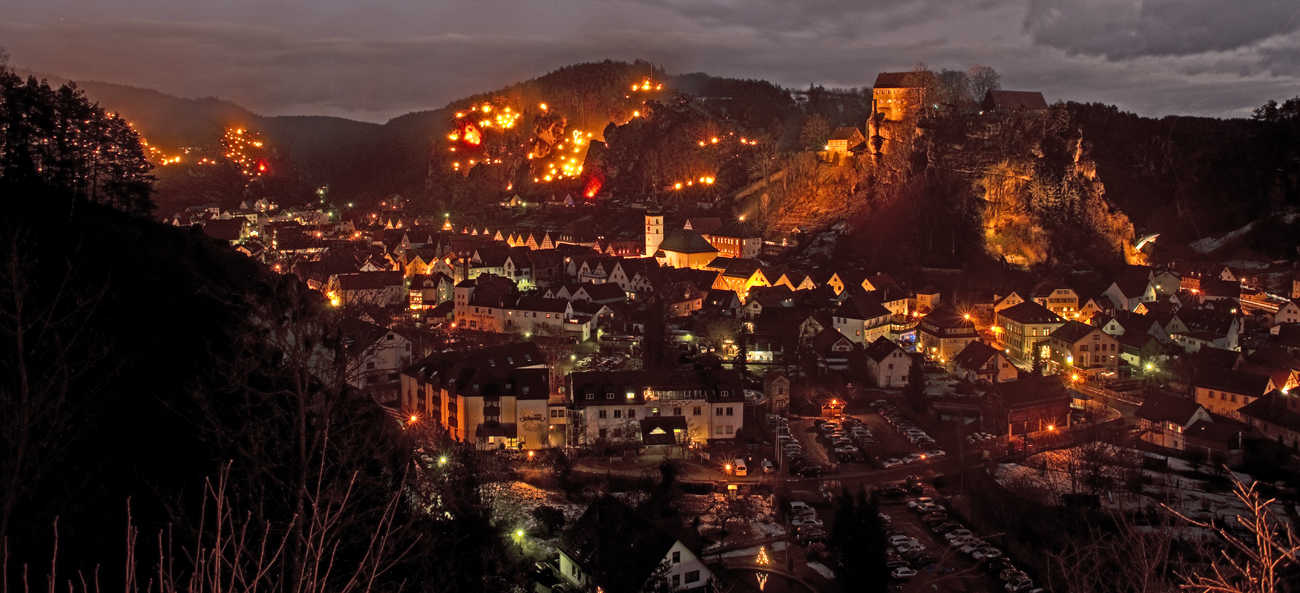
[832, 295, 893, 345]
[1194, 367, 1276, 418]
[980, 90, 1049, 112]
[981, 375, 1072, 436]
[1135, 393, 1212, 451]
[700, 289, 741, 316]
[1292, 271, 1300, 300]
[765, 372, 791, 413]
[1077, 295, 1109, 322]
[703, 220, 763, 260]
[1104, 276, 1156, 312]
[826, 126, 865, 157]
[558, 497, 711, 593]
[1276, 299, 1300, 326]
[873, 71, 936, 121]
[329, 271, 405, 307]
[408, 273, 455, 310]
[1031, 281, 1080, 319]
[863, 337, 912, 388]
[201, 218, 248, 245]
[917, 306, 980, 362]
[812, 328, 858, 375]
[993, 291, 1027, 314]
[654, 229, 719, 269]
[915, 286, 941, 313]
[995, 301, 1065, 363]
[399, 342, 550, 448]
[1237, 390, 1300, 451]
[1118, 331, 1165, 372]
[1046, 321, 1120, 380]
[950, 341, 1017, 385]
[566, 369, 746, 445]
[341, 317, 414, 389]
[1175, 307, 1241, 352]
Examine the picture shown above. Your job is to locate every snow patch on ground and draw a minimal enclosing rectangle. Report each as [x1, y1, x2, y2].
[1190, 222, 1255, 254]
[717, 542, 789, 559]
[991, 445, 1281, 529]
[806, 562, 837, 580]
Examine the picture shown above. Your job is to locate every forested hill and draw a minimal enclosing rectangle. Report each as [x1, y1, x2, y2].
[47, 61, 1300, 261]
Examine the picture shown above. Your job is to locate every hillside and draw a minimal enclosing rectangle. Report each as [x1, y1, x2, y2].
[52, 61, 1300, 266]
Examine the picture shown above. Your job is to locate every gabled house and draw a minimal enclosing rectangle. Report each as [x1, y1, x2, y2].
[1104, 276, 1156, 312]
[1194, 367, 1276, 418]
[863, 337, 912, 388]
[812, 328, 858, 375]
[1175, 307, 1241, 352]
[951, 341, 1017, 385]
[1237, 390, 1300, 451]
[1135, 393, 1212, 451]
[832, 294, 893, 345]
[1276, 299, 1300, 327]
[993, 291, 1027, 314]
[981, 375, 1072, 436]
[408, 273, 455, 310]
[558, 497, 711, 593]
[826, 127, 865, 157]
[1047, 320, 1120, 379]
[1031, 281, 1080, 319]
[341, 317, 414, 390]
[655, 229, 719, 269]
[329, 271, 406, 307]
[399, 342, 549, 447]
[995, 301, 1065, 363]
[917, 306, 980, 363]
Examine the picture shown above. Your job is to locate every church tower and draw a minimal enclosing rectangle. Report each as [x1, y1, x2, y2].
[644, 208, 664, 257]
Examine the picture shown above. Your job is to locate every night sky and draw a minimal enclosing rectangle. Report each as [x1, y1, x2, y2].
[4, 0, 1299, 123]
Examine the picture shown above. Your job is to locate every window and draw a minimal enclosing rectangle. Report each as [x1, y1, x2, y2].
[693, 407, 701, 416]
[716, 408, 723, 416]
[550, 410, 559, 418]
[598, 410, 606, 419]
[629, 409, 636, 418]
[606, 392, 614, 400]
[614, 410, 622, 419]
[672, 551, 681, 563]
[598, 429, 607, 439]
[586, 393, 594, 400]
[366, 362, 375, 370]
[716, 426, 724, 435]
[672, 575, 680, 587]
[726, 407, 734, 416]
[726, 426, 733, 434]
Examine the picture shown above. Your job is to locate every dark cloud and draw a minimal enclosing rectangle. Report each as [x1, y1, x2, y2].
[1, 0, 1297, 122]
[1025, 0, 1300, 59]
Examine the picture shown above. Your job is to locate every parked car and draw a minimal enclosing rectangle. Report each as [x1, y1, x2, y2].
[1005, 577, 1034, 592]
[790, 515, 824, 528]
[944, 529, 974, 541]
[795, 526, 826, 544]
[891, 567, 918, 579]
[903, 453, 926, 465]
[926, 449, 947, 459]
[949, 536, 982, 548]
[921, 512, 951, 525]
[999, 569, 1027, 582]
[885, 558, 910, 569]
[761, 460, 775, 473]
[907, 497, 935, 509]
[877, 483, 907, 497]
[796, 465, 823, 478]
[894, 541, 926, 554]
[914, 503, 945, 514]
[887, 535, 917, 546]
[932, 522, 964, 534]
[972, 548, 1003, 561]
[881, 458, 904, 469]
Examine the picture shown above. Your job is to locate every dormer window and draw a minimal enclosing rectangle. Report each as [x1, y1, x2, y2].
[489, 359, 496, 366]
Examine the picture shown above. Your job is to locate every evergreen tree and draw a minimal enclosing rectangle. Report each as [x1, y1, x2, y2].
[904, 353, 926, 399]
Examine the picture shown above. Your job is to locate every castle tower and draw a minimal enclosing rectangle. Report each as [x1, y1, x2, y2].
[644, 209, 664, 258]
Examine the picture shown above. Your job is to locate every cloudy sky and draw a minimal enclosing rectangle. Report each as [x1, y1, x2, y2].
[3, 0, 1298, 123]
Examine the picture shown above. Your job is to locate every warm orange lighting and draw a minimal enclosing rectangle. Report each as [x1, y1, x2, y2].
[1047, 425, 1056, 432]
[1071, 374, 1080, 382]
[539, 103, 547, 110]
[963, 313, 970, 320]
[527, 450, 535, 459]
[408, 415, 418, 424]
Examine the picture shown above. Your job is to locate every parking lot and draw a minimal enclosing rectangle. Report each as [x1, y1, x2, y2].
[874, 480, 1035, 593]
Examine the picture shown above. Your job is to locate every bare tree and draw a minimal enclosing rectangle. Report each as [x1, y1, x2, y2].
[967, 66, 1001, 104]
[1172, 479, 1299, 593]
[0, 233, 109, 543]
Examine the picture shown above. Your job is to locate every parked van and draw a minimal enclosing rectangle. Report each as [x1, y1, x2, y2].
[789, 501, 815, 518]
[733, 459, 748, 477]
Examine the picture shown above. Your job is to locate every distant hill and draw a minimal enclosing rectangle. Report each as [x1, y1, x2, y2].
[34, 62, 1300, 264]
